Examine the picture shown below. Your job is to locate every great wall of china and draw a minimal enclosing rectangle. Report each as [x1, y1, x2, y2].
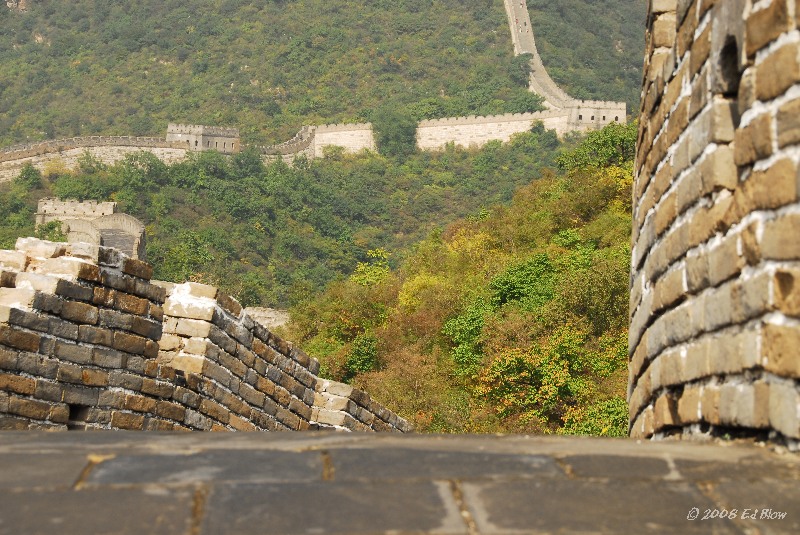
[2, 0, 798, 446]
[0, 1, 625, 182]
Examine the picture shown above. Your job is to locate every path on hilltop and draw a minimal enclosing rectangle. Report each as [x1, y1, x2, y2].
[503, 0, 575, 109]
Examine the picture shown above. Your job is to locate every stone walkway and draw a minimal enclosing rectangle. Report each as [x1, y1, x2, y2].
[0, 432, 797, 534]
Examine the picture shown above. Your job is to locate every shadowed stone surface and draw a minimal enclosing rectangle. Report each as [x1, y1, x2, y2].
[0, 432, 796, 534]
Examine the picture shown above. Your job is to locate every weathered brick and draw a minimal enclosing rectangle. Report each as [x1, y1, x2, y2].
[60, 301, 98, 325]
[114, 292, 150, 316]
[9, 396, 57, 421]
[61, 385, 104, 407]
[229, 413, 257, 431]
[756, 43, 800, 101]
[110, 411, 145, 430]
[216, 293, 242, 318]
[112, 331, 148, 355]
[0, 325, 40, 352]
[734, 113, 773, 166]
[122, 258, 153, 280]
[81, 368, 109, 387]
[0, 372, 35, 395]
[93, 347, 127, 369]
[0, 250, 28, 271]
[77, 325, 112, 346]
[108, 369, 143, 390]
[98, 390, 126, 409]
[761, 212, 800, 260]
[141, 377, 174, 399]
[774, 269, 800, 317]
[54, 279, 94, 302]
[164, 297, 216, 321]
[275, 406, 301, 430]
[54, 340, 93, 365]
[199, 398, 230, 424]
[746, 0, 792, 57]
[762, 323, 800, 377]
[155, 400, 186, 422]
[778, 97, 800, 148]
[124, 393, 157, 414]
[48, 319, 79, 341]
[769, 382, 799, 438]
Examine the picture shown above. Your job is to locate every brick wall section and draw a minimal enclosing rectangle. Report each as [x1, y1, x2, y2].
[631, 0, 800, 443]
[0, 238, 410, 432]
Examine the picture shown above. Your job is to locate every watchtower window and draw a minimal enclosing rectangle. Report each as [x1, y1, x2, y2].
[602, 116, 606, 121]
[579, 114, 583, 120]
[194, 140, 198, 147]
[615, 116, 619, 121]
[591, 116, 595, 121]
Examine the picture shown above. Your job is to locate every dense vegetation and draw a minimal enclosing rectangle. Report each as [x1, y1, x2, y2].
[528, 0, 645, 108]
[0, 0, 643, 147]
[0, 123, 564, 307]
[282, 122, 636, 435]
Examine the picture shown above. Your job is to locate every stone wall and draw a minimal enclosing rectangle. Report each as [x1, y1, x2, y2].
[630, 0, 800, 444]
[166, 123, 240, 155]
[312, 123, 376, 157]
[0, 238, 410, 432]
[0, 139, 188, 184]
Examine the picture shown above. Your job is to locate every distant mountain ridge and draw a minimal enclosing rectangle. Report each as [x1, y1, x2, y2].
[0, 0, 643, 146]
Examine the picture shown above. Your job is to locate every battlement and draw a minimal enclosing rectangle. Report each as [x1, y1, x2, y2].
[36, 198, 117, 219]
[0, 136, 184, 163]
[166, 123, 240, 138]
[314, 123, 374, 133]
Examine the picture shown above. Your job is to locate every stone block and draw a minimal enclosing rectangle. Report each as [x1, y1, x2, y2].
[229, 413, 257, 431]
[93, 347, 127, 369]
[734, 113, 773, 166]
[121, 258, 153, 281]
[0, 250, 28, 271]
[110, 411, 145, 430]
[153, 400, 185, 422]
[9, 396, 57, 421]
[129, 317, 161, 340]
[0, 324, 41, 352]
[678, 386, 702, 423]
[0, 288, 37, 310]
[756, 43, 800, 101]
[184, 409, 212, 430]
[761, 213, 800, 260]
[216, 293, 242, 318]
[163, 297, 216, 322]
[15, 237, 66, 259]
[60, 301, 99, 326]
[762, 323, 800, 377]
[34, 257, 100, 283]
[768, 382, 799, 438]
[0, 372, 35, 395]
[746, 0, 792, 57]
[170, 353, 206, 374]
[112, 332, 147, 355]
[98, 390, 126, 409]
[124, 393, 157, 414]
[199, 398, 230, 424]
[689, 21, 711, 77]
[140, 378, 174, 399]
[114, 293, 149, 316]
[778, 97, 800, 148]
[81, 368, 109, 387]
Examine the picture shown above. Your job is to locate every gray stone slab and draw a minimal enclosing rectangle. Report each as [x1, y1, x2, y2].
[329, 447, 562, 481]
[561, 454, 671, 479]
[201, 481, 468, 534]
[87, 449, 323, 485]
[462, 479, 741, 534]
[711, 479, 800, 534]
[676, 458, 800, 482]
[0, 488, 193, 535]
[0, 453, 89, 489]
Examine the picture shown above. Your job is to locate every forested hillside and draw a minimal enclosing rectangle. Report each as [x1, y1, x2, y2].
[0, 124, 563, 307]
[282, 122, 637, 435]
[0, 0, 643, 146]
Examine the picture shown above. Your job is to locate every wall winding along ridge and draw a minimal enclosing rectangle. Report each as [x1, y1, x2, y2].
[631, 0, 800, 444]
[0, 238, 410, 432]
